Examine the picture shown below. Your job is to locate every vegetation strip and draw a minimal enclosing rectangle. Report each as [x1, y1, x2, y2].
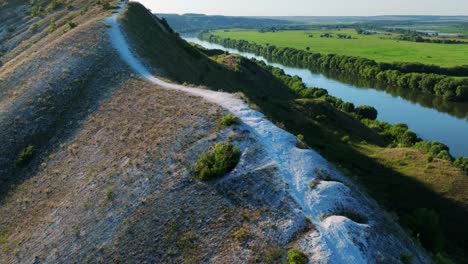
[198, 33, 468, 102]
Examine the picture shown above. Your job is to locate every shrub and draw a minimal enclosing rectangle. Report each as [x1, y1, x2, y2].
[49, 18, 58, 33]
[456, 85, 468, 101]
[340, 102, 355, 113]
[297, 134, 305, 142]
[7, 25, 16, 33]
[355, 105, 378, 120]
[232, 228, 248, 241]
[385, 123, 418, 147]
[67, 20, 77, 29]
[218, 113, 240, 127]
[30, 23, 39, 33]
[194, 142, 241, 180]
[16, 145, 35, 167]
[265, 246, 283, 264]
[287, 247, 307, 264]
[341, 135, 350, 144]
[400, 253, 413, 264]
[404, 208, 445, 253]
[434, 253, 455, 264]
[453, 157, 468, 174]
[414, 141, 452, 161]
[105, 187, 113, 199]
[30, 6, 44, 17]
[47, 0, 64, 12]
[296, 134, 308, 149]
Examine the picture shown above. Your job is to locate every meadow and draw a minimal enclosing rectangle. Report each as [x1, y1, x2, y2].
[212, 29, 468, 67]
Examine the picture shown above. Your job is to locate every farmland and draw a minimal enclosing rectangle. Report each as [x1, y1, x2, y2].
[211, 28, 468, 67]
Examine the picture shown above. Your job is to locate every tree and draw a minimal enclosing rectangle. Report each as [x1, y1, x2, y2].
[456, 85, 468, 101]
[404, 208, 445, 253]
[356, 105, 378, 120]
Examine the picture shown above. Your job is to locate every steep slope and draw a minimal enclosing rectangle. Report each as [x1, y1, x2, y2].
[111, 2, 432, 263]
[0, 0, 123, 188]
[0, 1, 458, 263]
[122, 3, 468, 262]
[0, 75, 311, 263]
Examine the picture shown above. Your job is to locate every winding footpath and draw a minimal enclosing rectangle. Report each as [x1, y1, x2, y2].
[105, 3, 430, 263]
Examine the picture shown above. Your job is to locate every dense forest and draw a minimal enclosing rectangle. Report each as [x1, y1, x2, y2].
[199, 33, 468, 102]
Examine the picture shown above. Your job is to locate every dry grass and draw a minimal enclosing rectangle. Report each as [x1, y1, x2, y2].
[369, 147, 467, 204]
[0, 78, 224, 262]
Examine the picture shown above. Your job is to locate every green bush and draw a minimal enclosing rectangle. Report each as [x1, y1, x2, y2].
[341, 135, 350, 144]
[218, 113, 240, 127]
[7, 25, 16, 33]
[355, 105, 378, 120]
[453, 157, 468, 174]
[30, 6, 45, 17]
[456, 85, 468, 101]
[265, 246, 283, 264]
[414, 141, 452, 161]
[49, 18, 58, 33]
[16, 145, 35, 167]
[400, 253, 413, 264]
[194, 142, 241, 180]
[296, 134, 308, 149]
[287, 247, 307, 264]
[404, 208, 445, 253]
[434, 253, 455, 264]
[47, 0, 64, 12]
[30, 23, 39, 33]
[67, 20, 77, 29]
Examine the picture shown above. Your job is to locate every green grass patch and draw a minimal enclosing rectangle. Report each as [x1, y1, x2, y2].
[287, 247, 307, 264]
[194, 142, 241, 180]
[218, 113, 240, 128]
[16, 145, 35, 167]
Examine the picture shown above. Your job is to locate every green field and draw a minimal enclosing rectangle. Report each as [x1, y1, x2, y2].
[212, 29, 468, 67]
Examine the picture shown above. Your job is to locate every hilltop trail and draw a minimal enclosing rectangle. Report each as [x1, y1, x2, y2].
[106, 3, 430, 263]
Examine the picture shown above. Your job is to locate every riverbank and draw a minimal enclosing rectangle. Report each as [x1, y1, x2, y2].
[186, 37, 468, 158]
[199, 33, 468, 103]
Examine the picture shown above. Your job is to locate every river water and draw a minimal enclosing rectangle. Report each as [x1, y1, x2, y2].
[184, 37, 468, 157]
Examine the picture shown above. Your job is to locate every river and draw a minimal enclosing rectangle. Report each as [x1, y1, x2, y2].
[184, 37, 468, 157]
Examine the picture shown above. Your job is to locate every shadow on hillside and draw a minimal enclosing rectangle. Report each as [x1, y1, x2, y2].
[0, 59, 132, 203]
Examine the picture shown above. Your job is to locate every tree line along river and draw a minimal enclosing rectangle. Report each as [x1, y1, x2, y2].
[184, 37, 468, 157]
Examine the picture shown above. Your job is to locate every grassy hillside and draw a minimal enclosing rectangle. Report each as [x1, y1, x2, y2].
[211, 29, 468, 67]
[0, 0, 122, 189]
[120, 3, 467, 262]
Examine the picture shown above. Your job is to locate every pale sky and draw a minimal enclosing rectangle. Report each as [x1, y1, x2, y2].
[139, 0, 468, 16]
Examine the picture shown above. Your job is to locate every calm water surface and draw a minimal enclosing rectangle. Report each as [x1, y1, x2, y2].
[184, 37, 468, 157]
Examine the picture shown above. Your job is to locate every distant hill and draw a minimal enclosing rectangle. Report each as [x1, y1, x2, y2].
[156, 13, 295, 33]
[158, 13, 468, 34]
[249, 15, 468, 24]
